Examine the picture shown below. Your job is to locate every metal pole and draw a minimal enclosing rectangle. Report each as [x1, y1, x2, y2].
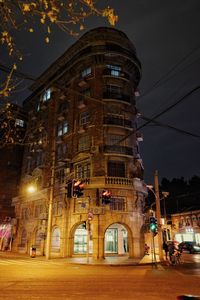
[87, 220, 90, 264]
[45, 98, 56, 260]
[154, 170, 164, 261]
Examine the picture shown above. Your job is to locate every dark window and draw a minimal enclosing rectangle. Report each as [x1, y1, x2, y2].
[108, 161, 125, 177]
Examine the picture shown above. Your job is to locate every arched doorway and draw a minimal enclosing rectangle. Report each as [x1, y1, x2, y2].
[104, 223, 128, 256]
[73, 223, 88, 254]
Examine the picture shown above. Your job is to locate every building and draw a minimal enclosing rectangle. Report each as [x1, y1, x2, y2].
[0, 103, 26, 250]
[171, 210, 200, 245]
[0, 103, 26, 222]
[12, 27, 147, 259]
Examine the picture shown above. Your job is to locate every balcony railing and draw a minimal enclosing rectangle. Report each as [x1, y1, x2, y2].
[103, 92, 131, 103]
[104, 145, 133, 156]
[105, 177, 133, 186]
[104, 116, 132, 128]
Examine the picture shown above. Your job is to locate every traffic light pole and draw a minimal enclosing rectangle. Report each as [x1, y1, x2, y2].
[154, 170, 164, 261]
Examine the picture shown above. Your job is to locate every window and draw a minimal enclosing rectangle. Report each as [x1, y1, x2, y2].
[55, 168, 65, 184]
[81, 88, 91, 97]
[109, 197, 126, 211]
[56, 144, 67, 159]
[108, 161, 125, 177]
[106, 84, 122, 95]
[15, 119, 24, 127]
[75, 162, 90, 179]
[81, 67, 92, 78]
[80, 111, 90, 125]
[42, 88, 51, 102]
[57, 121, 69, 136]
[107, 64, 121, 76]
[78, 135, 90, 151]
[57, 102, 69, 113]
[106, 134, 124, 145]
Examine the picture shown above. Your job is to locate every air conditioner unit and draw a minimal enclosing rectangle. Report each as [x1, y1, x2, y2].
[90, 146, 99, 153]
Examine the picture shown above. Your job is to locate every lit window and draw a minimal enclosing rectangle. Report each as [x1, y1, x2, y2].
[80, 111, 90, 125]
[42, 89, 51, 102]
[57, 121, 69, 136]
[81, 67, 92, 78]
[107, 65, 121, 76]
[15, 119, 24, 127]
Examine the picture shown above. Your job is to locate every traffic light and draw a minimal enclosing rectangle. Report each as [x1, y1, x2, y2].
[102, 190, 111, 204]
[149, 217, 158, 235]
[73, 180, 84, 198]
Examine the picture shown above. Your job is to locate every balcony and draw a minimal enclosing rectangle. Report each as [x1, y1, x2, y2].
[104, 145, 133, 156]
[103, 92, 131, 104]
[104, 116, 132, 129]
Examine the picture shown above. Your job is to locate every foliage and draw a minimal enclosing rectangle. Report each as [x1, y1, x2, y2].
[0, 0, 118, 97]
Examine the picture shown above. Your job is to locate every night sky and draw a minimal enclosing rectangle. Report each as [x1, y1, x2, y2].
[4, 0, 200, 184]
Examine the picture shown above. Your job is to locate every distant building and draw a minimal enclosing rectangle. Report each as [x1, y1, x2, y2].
[171, 210, 200, 244]
[12, 27, 147, 259]
[0, 103, 26, 223]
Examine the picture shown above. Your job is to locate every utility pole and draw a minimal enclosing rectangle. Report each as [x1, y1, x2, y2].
[45, 95, 56, 260]
[154, 170, 164, 261]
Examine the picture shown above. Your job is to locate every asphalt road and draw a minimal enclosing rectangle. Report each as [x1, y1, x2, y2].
[0, 253, 200, 300]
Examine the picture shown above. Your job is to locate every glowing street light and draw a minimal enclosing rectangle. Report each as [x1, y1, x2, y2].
[27, 184, 37, 194]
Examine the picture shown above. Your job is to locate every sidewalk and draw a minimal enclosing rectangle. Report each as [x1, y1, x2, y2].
[0, 250, 160, 266]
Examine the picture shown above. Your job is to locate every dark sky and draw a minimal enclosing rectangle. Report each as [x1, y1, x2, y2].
[4, 0, 200, 184]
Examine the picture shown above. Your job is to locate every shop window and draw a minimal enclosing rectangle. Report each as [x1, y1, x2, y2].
[108, 161, 125, 177]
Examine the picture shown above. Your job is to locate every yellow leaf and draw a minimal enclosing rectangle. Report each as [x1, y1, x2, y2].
[23, 4, 31, 12]
[45, 37, 49, 43]
[29, 28, 34, 32]
[47, 26, 51, 33]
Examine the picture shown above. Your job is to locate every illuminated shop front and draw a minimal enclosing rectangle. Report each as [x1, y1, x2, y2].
[104, 223, 128, 255]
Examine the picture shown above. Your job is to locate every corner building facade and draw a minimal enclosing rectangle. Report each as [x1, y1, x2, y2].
[12, 27, 147, 259]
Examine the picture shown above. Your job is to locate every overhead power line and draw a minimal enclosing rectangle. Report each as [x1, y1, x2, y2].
[138, 45, 200, 100]
[0, 63, 36, 81]
[117, 85, 200, 145]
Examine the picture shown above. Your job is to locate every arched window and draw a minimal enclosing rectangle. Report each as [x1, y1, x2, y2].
[51, 227, 60, 252]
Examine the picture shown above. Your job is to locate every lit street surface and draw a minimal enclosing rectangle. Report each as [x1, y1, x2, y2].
[0, 253, 200, 300]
